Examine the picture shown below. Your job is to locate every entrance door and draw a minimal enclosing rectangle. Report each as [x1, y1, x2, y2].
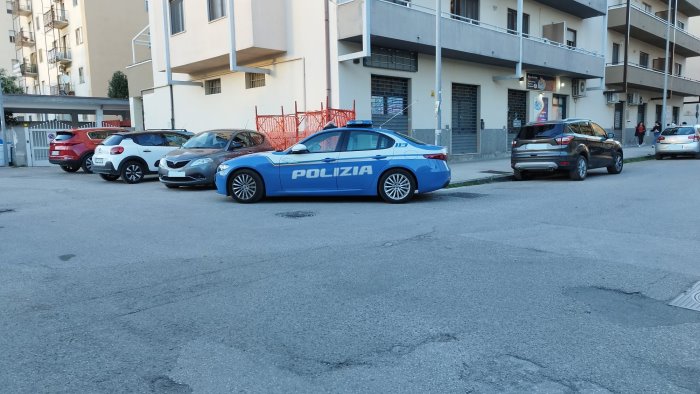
[507, 89, 527, 150]
[371, 75, 409, 133]
[452, 83, 478, 154]
[637, 103, 647, 125]
[552, 94, 567, 120]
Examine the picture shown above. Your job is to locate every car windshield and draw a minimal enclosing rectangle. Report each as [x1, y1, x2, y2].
[101, 135, 124, 146]
[53, 131, 74, 141]
[517, 124, 563, 139]
[182, 132, 231, 149]
[661, 127, 695, 136]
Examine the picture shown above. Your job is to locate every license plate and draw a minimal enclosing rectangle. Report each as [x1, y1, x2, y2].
[94, 158, 104, 164]
[51, 150, 59, 156]
[525, 143, 549, 150]
[168, 171, 186, 178]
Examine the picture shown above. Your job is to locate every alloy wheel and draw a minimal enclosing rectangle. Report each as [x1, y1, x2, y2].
[383, 173, 411, 201]
[125, 164, 143, 182]
[232, 173, 257, 201]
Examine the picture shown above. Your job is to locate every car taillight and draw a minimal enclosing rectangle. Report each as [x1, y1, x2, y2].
[657, 136, 665, 142]
[689, 135, 700, 142]
[110, 146, 124, 155]
[424, 153, 448, 161]
[556, 136, 574, 145]
[511, 140, 517, 147]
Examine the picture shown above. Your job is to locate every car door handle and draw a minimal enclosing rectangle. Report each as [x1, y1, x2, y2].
[322, 158, 336, 163]
[246, 151, 254, 154]
[143, 150, 152, 152]
[373, 155, 387, 160]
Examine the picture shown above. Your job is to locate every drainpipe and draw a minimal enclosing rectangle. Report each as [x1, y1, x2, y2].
[435, 0, 442, 146]
[227, 0, 271, 74]
[324, 0, 332, 106]
[338, 0, 371, 62]
[161, 0, 174, 128]
[493, 0, 523, 81]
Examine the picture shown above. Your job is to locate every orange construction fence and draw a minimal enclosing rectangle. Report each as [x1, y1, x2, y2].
[256, 100, 356, 150]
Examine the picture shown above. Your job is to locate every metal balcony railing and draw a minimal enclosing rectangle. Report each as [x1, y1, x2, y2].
[48, 47, 72, 64]
[11, 0, 32, 16]
[20, 62, 38, 76]
[44, 7, 68, 31]
[14, 30, 35, 47]
[50, 83, 74, 96]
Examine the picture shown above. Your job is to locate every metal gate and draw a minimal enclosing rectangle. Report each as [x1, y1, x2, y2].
[507, 89, 527, 151]
[371, 75, 409, 132]
[28, 120, 73, 166]
[452, 83, 478, 154]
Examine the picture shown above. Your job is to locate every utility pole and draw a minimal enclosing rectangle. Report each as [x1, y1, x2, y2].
[0, 79, 9, 166]
[434, 0, 442, 146]
[661, 0, 673, 128]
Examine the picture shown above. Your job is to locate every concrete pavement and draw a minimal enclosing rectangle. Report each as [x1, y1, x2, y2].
[449, 145, 656, 184]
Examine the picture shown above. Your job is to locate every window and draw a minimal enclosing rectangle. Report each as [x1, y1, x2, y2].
[612, 43, 620, 64]
[232, 133, 251, 147]
[506, 9, 529, 36]
[677, 20, 685, 30]
[675, 62, 682, 76]
[451, 0, 479, 21]
[248, 132, 264, 146]
[303, 131, 342, 153]
[208, 0, 225, 21]
[205, 78, 221, 95]
[643, 2, 652, 13]
[9, 30, 14, 43]
[169, 0, 184, 34]
[639, 51, 649, 68]
[591, 123, 608, 138]
[35, 16, 39, 26]
[75, 27, 82, 45]
[73, 0, 77, 5]
[164, 133, 188, 147]
[578, 122, 594, 136]
[346, 131, 394, 151]
[566, 28, 576, 47]
[363, 47, 418, 72]
[672, 106, 679, 125]
[39, 49, 43, 63]
[78, 67, 85, 83]
[245, 72, 265, 89]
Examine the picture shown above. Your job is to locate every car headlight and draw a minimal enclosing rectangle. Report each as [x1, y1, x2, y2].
[217, 163, 230, 172]
[191, 158, 214, 167]
[159, 159, 168, 168]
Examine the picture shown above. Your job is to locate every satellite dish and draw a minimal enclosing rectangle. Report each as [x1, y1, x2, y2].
[59, 74, 70, 84]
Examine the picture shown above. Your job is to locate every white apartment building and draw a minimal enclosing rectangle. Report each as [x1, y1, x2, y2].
[1, 6, 14, 71]
[4, 0, 148, 102]
[138, 0, 700, 157]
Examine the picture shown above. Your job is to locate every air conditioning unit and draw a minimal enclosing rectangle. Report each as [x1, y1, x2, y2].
[627, 93, 642, 106]
[606, 92, 620, 104]
[572, 79, 587, 98]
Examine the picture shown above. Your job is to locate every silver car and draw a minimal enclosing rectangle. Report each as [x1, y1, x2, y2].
[655, 125, 700, 160]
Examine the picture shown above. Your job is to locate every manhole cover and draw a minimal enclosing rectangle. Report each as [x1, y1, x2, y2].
[275, 210, 315, 219]
[441, 192, 486, 199]
[0, 208, 15, 214]
[480, 170, 511, 175]
[669, 281, 700, 312]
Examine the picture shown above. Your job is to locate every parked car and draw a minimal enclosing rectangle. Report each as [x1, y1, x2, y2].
[511, 119, 624, 181]
[159, 129, 273, 188]
[655, 125, 700, 159]
[92, 131, 191, 184]
[49, 127, 129, 173]
[214, 120, 451, 204]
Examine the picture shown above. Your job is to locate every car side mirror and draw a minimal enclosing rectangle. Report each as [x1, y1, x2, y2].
[290, 144, 308, 154]
[229, 142, 243, 151]
[607, 132, 615, 139]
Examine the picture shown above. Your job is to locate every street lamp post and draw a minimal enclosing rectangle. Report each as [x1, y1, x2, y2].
[434, 0, 442, 146]
[0, 79, 9, 166]
[661, 0, 674, 129]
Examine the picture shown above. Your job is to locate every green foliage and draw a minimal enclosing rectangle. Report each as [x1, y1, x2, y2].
[0, 68, 24, 94]
[107, 71, 129, 99]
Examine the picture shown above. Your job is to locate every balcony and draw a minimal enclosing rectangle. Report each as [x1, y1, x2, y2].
[337, 0, 604, 79]
[608, 5, 700, 58]
[11, 0, 32, 16]
[48, 47, 72, 64]
[168, 0, 287, 74]
[606, 63, 700, 97]
[532, 0, 605, 19]
[19, 62, 38, 77]
[13, 30, 35, 47]
[50, 83, 74, 96]
[678, 0, 700, 17]
[43, 7, 68, 31]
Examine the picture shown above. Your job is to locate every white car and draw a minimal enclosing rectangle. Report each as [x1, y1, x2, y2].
[92, 131, 190, 183]
[655, 125, 700, 160]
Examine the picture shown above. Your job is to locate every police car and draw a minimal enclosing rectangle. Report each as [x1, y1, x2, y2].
[214, 120, 451, 203]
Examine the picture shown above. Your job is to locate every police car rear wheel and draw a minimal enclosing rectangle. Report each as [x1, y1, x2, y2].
[230, 169, 264, 203]
[379, 169, 415, 204]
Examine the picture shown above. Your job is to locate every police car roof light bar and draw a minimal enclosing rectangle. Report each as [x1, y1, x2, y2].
[346, 120, 373, 128]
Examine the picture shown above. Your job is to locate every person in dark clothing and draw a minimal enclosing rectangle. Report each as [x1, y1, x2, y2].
[635, 121, 646, 146]
[651, 121, 662, 148]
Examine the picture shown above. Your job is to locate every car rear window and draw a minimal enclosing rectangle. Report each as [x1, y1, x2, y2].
[102, 135, 125, 146]
[396, 132, 426, 145]
[662, 127, 695, 136]
[53, 131, 74, 141]
[517, 124, 563, 139]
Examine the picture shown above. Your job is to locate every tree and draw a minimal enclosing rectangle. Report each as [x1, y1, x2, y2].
[0, 68, 24, 94]
[107, 71, 129, 99]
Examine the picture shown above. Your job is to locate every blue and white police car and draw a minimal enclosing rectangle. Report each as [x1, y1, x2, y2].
[215, 120, 451, 203]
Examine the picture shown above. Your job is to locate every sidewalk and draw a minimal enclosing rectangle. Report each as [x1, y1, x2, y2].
[449, 145, 656, 185]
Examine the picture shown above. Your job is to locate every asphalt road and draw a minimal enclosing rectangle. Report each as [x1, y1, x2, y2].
[1, 160, 699, 393]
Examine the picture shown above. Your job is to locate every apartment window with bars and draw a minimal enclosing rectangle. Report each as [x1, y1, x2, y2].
[208, 0, 225, 21]
[566, 28, 577, 48]
[506, 8, 529, 36]
[245, 73, 265, 89]
[205, 78, 221, 95]
[75, 27, 83, 44]
[79, 67, 85, 83]
[170, 0, 184, 34]
[364, 47, 418, 72]
[9, 30, 14, 43]
[639, 52, 649, 68]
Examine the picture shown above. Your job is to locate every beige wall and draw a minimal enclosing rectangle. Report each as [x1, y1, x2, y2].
[0, 12, 16, 72]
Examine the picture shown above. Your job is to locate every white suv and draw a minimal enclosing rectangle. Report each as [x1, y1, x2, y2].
[92, 131, 190, 184]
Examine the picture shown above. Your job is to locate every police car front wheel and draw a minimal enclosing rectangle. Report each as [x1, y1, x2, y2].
[379, 169, 415, 204]
[229, 169, 265, 203]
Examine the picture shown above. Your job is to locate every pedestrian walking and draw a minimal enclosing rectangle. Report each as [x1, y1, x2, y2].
[635, 121, 646, 147]
[651, 121, 662, 148]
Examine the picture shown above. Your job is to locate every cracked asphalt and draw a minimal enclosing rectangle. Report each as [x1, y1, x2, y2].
[1, 160, 700, 393]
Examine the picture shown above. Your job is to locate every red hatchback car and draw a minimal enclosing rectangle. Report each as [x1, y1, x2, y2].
[49, 127, 129, 173]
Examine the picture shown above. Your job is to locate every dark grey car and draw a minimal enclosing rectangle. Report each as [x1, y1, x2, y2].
[511, 119, 624, 181]
[158, 129, 273, 188]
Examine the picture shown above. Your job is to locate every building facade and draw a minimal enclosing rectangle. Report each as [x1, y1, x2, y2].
[3, 0, 148, 102]
[138, 0, 700, 157]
